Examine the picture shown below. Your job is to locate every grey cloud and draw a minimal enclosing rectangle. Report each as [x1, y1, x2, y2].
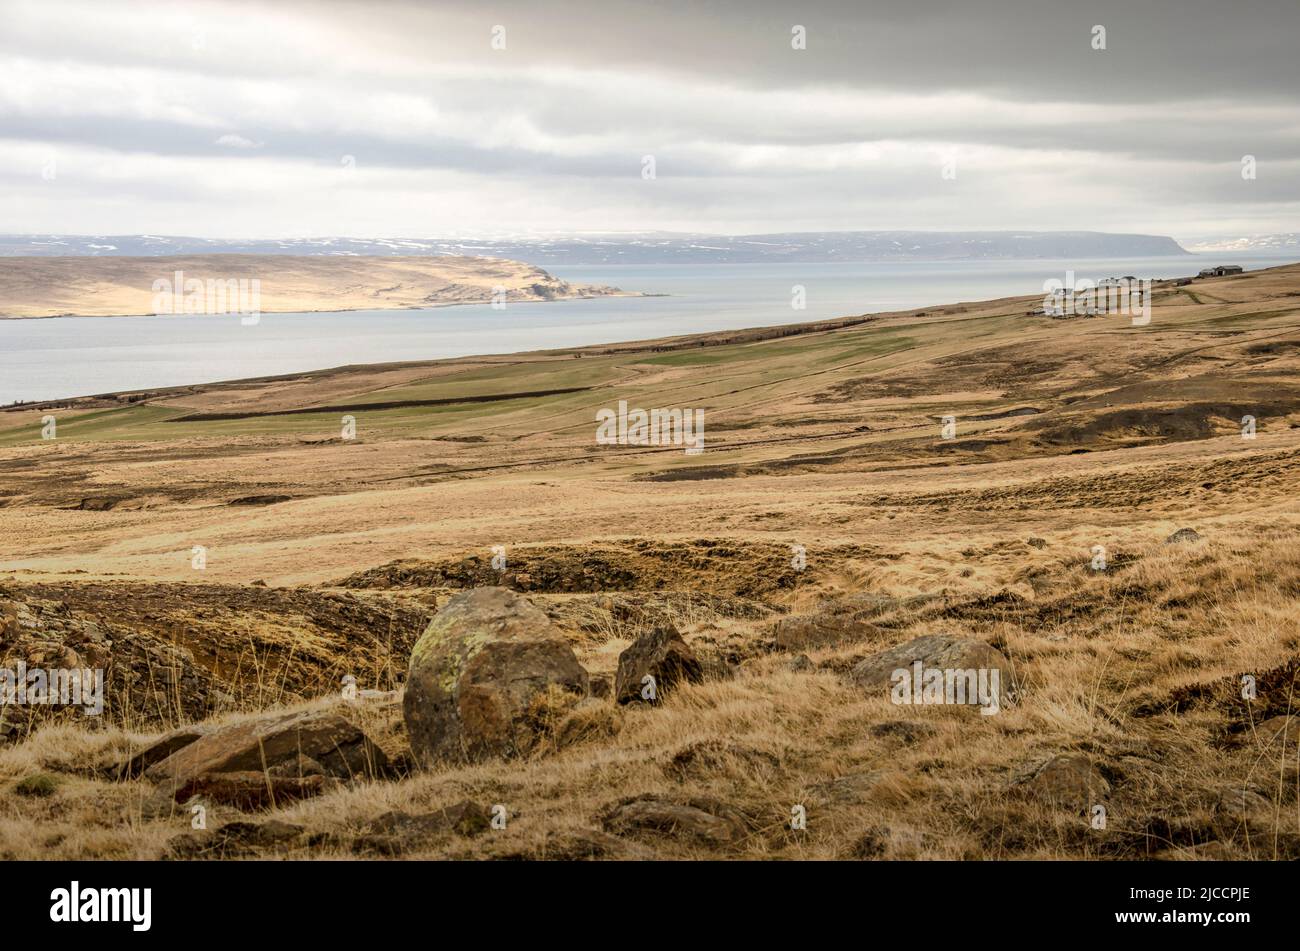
[0, 0, 1295, 238]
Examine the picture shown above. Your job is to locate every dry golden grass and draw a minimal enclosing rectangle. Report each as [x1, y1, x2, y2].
[1, 524, 1298, 860]
[1, 264, 1299, 859]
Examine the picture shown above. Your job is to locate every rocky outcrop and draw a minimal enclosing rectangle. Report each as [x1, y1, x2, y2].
[403, 587, 589, 765]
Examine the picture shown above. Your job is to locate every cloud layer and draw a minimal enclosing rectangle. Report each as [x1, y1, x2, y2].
[2, 0, 1297, 238]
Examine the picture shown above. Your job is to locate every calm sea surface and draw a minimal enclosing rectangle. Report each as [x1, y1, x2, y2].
[1, 253, 1294, 404]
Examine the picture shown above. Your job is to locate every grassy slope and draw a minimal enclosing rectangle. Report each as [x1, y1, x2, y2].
[1, 265, 1299, 859]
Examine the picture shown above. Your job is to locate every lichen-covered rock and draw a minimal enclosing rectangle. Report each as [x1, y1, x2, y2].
[614, 625, 703, 704]
[403, 587, 588, 765]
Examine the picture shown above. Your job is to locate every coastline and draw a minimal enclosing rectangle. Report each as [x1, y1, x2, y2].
[0, 252, 632, 319]
[4, 258, 1297, 408]
[0, 289, 646, 321]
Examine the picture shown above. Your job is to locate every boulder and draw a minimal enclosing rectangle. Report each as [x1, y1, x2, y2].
[614, 625, 703, 704]
[438, 799, 494, 836]
[116, 724, 212, 779]
[850, 634, 1015, 708]
[403, 587, 589, 765]
[144, 709, 388, 786]
[1165, 527, 1202, 544]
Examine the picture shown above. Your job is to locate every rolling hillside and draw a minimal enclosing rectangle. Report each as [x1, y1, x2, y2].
[1, 263, 1299, 860]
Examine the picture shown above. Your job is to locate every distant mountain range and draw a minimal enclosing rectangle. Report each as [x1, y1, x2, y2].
[0, 231, 1190, 264]
[1184, 233, 1300, 253]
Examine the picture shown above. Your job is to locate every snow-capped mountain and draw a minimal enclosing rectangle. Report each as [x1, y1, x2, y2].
[0, 231, 1189, 264]
[1184, 234, 1300, 253]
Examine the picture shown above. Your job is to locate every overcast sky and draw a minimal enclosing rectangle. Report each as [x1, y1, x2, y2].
[1, 0, 1296, 240]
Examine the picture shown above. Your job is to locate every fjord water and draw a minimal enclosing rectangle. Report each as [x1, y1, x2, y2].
[1, 253, 1294, 404]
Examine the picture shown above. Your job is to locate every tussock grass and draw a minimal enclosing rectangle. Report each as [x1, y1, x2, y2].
[4, 266, 1300, 859]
